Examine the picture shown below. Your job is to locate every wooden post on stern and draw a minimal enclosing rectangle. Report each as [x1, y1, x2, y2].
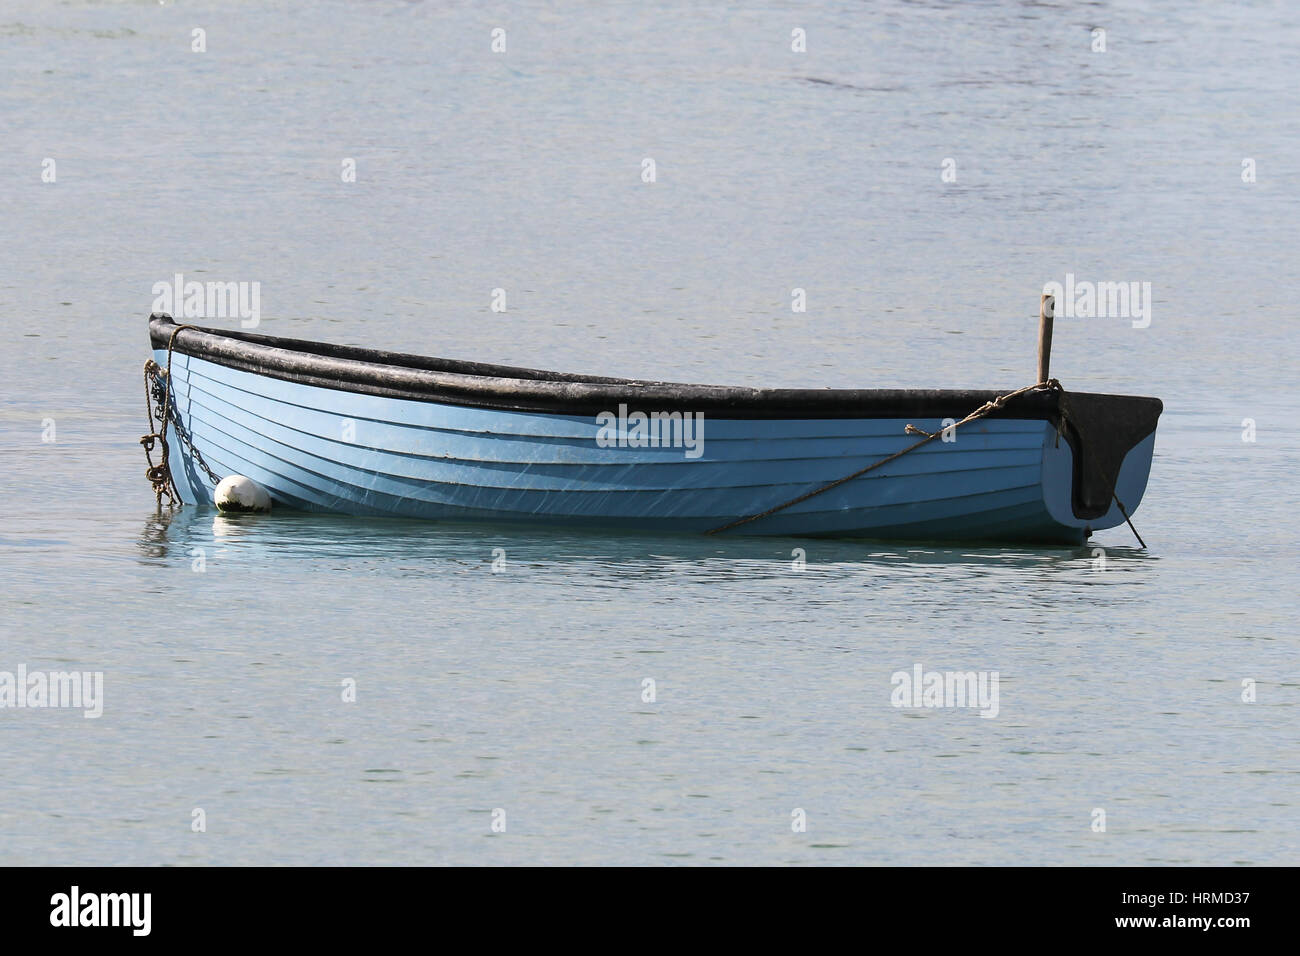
[1037, 293, 1055, 382]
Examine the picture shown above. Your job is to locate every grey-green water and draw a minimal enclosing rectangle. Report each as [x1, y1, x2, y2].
[1, 0, 1297, 865]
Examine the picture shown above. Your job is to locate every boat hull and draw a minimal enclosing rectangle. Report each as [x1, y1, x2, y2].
[153, 336, 1159, 544]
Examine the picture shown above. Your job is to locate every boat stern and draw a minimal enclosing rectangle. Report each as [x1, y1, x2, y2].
[1040, 392, 1163, 540]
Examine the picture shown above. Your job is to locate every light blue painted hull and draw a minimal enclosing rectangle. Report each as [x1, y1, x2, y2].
[157, 349, 1155, 543]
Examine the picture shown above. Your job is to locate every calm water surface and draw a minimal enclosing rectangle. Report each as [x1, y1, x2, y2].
[1, 0, 1297, 865]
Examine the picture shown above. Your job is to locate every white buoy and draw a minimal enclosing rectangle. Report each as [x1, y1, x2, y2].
[214, 475, 272, 514]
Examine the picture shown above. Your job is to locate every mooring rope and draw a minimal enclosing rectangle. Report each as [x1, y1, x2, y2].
[1111, 493, 1147, 549]
[705, 379, 1066, 535]
[139, 323, 221, 507]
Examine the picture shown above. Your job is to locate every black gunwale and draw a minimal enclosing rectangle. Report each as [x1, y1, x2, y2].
[149, 314, 1157, 421]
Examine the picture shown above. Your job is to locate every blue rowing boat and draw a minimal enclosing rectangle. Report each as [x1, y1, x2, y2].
[143, 313, 1161, 543]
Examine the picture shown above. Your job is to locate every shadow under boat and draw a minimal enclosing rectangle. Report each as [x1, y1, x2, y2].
[137, 506, 1158, 581]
